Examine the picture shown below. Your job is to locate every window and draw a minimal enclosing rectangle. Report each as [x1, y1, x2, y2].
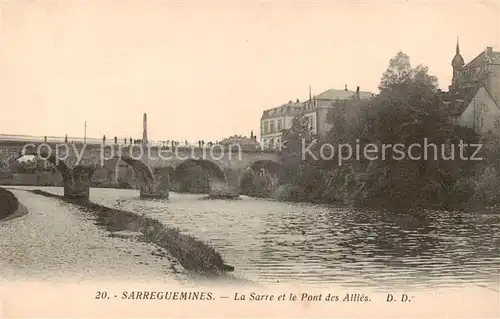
[277, 119, 282, 131]
[270, 121, 276, 133]
[264, 121, 269, 134]
[307, 116, 315, 132]
[269, 138, 274, 148]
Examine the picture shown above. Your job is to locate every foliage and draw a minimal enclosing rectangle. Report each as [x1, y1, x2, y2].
[378, 51, 438, 94]
[277, 51, 491, 210]
[240, 168, 281, 198]
[0, 187, 19, 219]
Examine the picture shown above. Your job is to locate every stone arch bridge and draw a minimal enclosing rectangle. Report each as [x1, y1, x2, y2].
[0, 141, 284, 200]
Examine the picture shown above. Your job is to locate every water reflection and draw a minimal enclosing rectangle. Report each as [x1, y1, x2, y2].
[8, 186, 500, 289]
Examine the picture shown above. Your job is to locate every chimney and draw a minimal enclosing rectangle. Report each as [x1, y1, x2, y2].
[344, 84, 348, 91]
[142, 113, 148, 145]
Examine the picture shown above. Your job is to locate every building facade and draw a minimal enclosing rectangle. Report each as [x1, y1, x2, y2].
[260, 86, 375, 148]
[442, 42, 500, 135]
[220, 132, 259, 149]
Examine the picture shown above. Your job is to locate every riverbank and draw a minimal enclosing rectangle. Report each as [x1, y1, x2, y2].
[0, 189, 188, 283]
[28, 189, 235, 278]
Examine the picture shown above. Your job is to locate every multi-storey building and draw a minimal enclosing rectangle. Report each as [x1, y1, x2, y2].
[441, 42, 500, 135]
[260, 85, 375, 148]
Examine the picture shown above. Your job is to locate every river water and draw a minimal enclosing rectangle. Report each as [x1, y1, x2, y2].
[4, 186, 500, 290]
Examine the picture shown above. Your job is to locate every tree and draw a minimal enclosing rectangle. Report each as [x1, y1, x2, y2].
[353, 52, 479, 209]
[378, 51, 439, 95]
[378, 51, 412, 93]
[64, 134, 68, 143]
[129, 137, 132, 144]
[44, 136, 47, 142]
[103, 135, 106, 144]
[114, 136, 117, 144]
[280, 113, 314, 177]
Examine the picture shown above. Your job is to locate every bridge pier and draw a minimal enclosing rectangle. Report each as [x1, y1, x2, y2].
[208, 178, 240, 199]
[139, 167, 170, 199]
[63, 165, 95, 201]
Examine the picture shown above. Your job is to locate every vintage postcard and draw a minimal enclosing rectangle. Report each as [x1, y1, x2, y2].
[0, 0, 499, 318]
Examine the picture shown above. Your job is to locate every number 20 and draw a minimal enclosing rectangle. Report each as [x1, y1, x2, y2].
[95, 291, 108, 299]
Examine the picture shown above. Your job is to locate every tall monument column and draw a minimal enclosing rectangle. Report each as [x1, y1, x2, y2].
[142, 113, 148, 145]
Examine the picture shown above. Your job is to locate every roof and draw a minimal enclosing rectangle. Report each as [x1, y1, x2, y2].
[261, 102, 304, 118]
[220, 135, 258, 145]
[261, 86, 376, 119]
[314, 88, 374, 100]
[464, 47, 500, 69]
[440, 85, 482, 116]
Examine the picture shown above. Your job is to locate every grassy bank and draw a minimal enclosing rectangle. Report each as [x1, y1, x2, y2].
[28, 190, 234, 277]
[0, 187, 19, 220]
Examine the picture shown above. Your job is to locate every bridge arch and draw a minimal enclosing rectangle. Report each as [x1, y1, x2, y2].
[240, 160, 289, 197]
[98, 155, 158, 192]
[171, 158, 225, 193]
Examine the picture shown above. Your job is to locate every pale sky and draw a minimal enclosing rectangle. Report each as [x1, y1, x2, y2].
[0, 0, 498, 142]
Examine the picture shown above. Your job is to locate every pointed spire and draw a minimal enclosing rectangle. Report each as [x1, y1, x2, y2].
[452, 37, 465, 69]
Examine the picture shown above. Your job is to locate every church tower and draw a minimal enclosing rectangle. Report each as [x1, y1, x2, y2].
[451, 37, 465, 89]
[142, 113, 148, 145]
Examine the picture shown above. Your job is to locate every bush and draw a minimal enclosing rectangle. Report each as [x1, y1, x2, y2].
[0, 187, 19, 219]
